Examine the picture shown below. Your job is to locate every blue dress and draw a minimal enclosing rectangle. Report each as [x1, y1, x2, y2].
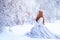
[26, 18, 60, 39]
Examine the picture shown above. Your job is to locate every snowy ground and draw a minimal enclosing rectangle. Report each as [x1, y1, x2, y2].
[0, 20, 60, 40]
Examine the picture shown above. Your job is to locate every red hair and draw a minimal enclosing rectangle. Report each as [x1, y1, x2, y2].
[36, 11, 44, 25]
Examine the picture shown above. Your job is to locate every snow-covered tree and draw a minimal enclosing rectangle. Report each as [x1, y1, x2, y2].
[0, 0, 60, 33]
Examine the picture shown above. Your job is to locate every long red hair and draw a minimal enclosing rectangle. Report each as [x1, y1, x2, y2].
[36, 11, 44, 25]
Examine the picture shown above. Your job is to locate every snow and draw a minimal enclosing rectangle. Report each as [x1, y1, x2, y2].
[0, 0, 60, 40]
[0, 20, 60, 40]
[45, 20, 60, 35]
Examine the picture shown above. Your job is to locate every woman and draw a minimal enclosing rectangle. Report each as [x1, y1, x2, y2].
[36, 11, 44, 25]
[26, 10, 60, 39]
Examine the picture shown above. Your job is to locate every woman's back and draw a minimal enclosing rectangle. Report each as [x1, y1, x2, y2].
[37, 17, 43, 25]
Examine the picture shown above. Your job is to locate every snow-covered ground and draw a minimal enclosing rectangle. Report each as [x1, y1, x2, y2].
[0, 20, 60, 40]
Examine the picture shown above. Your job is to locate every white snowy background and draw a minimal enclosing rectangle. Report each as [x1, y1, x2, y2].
[0, 0, 60, 40]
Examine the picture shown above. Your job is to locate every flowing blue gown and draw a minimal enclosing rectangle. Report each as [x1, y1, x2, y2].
[26, 18, 60, 39]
